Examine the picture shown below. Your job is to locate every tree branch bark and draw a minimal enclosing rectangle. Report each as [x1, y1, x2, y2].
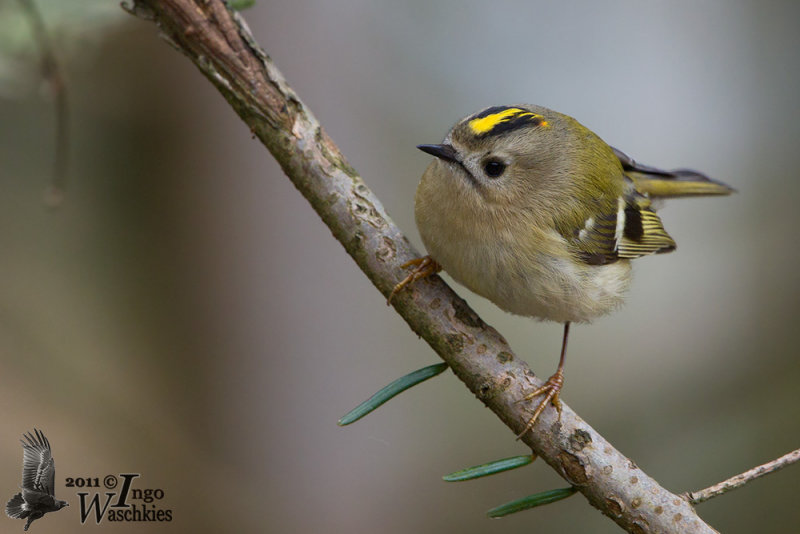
[684, 447, 800, 505]
[123, 2, 718, 532]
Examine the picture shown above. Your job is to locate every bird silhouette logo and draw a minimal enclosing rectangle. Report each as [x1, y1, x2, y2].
[5, 430, 68, 531]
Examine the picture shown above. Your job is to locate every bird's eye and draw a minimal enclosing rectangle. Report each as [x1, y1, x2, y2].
[483, 160, 506, 178]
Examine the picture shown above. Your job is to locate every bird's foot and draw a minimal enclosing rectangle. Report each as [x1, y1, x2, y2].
[515, 369, 564, 439]
[387, 256, 441, 304]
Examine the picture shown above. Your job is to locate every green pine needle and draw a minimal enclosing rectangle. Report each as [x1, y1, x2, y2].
[487, 487, 578, 518]
[443, 455, 535, 482]
[337, 362, 448, 426]
[227, 0, 255, 10]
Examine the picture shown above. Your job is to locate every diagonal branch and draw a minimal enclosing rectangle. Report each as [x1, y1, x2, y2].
[123, 1, 718, 532]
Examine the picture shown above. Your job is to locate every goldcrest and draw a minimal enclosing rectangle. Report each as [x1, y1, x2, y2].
[392, 105, 733, 434]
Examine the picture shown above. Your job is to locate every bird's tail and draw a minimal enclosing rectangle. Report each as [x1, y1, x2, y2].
[6, 492, 27, 519]
[628, 170, 735, 198]
[614, 147, 736, 199]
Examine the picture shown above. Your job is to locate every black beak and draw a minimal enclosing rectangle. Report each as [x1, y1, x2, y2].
[417, 144, 459, 164]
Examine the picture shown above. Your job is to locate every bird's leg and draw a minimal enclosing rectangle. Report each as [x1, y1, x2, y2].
[387, 256, 442, 304]
[516, 322, 571, 438]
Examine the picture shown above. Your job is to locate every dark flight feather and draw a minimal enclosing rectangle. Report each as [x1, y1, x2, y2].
[21, 430, 55, 496]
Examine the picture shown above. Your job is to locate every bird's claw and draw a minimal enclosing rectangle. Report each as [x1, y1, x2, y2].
[515, 369, 564, 439]
[387, 256, 441, 305]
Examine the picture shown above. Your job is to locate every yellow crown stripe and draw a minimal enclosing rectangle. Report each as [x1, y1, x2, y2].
[468, 108, 548, 135]
[468, 108, 527, 134]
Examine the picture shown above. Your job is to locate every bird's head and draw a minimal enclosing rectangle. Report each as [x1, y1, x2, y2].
[417, 105, 620, 224]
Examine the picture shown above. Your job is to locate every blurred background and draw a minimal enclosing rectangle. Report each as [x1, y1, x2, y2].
[0, 0, 798, 532]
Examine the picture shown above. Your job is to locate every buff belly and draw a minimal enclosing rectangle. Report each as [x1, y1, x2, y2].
[428, 237, 630, 323]
[417, 209, 632, 324]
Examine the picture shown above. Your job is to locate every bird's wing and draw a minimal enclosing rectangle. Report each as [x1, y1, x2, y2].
[566, 146, 730, 265]
[20, 430, 56, 496]
[617, 190, 676, 259]
[561, 188, 676, 264]
[612, 146, 735, 198]
[561, 197, 624, 266]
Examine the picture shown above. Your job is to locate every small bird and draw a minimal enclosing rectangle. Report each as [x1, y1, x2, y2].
[5, 429, 68, 531]
[390, 105, 733, 435]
